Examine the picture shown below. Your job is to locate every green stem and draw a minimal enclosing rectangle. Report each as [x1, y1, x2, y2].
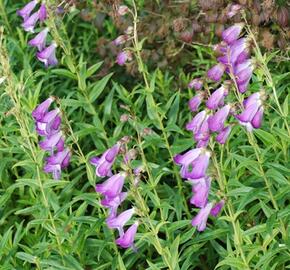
[131, 0, 191, 218]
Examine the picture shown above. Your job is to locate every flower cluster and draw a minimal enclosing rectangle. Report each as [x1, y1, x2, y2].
[32, 97, 70, 180]
[90, 142, 139, 250]
[179, 23, 265, 231]
[17, 0, 58, 67]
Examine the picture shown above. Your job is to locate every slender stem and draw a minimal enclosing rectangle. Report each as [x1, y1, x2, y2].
[131, 0, 191, 218]
[209, 142, 250, 269]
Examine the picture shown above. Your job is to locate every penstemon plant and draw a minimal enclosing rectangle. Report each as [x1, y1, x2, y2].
[0, 1, 289, 270]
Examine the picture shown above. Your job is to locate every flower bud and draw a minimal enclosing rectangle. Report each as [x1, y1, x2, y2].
[117, 5, 129, 16]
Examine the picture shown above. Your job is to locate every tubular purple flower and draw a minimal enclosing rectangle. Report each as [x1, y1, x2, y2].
[116, 51, 132, 66]
[207, 63, 226, 82]
[106, 208, 135, 236]
[251, 106, 264, 128]
[188, 78, 203, 90]
[222, 23, 244, 44]
[243, 92, 260, 108]
[236, 102, 261, 123]
[21, 12, 39, 32]
[193, 115, 210, 143]
[186, 110, 207, 133]
[38, 3, 47, 21]
[229, 38, 250, 65]
[90, 143, 120, 177]
[32, 97, 54, 121]
[191, 202, 213, 231]
[44, 148, 71, 180]
[237, 79, 250, 93]
[196, 138, 209, 148]
[208, 105, 231, 132]
[206, 85, 229, 110]
[235, 59, 254, 85]
[190, 177, 211, 208]
[188, 93, 203, 112]
[210, 200, 225, 216]
[96, 172, 126, 198]
[184, 150, 211, 179]
[37, 42, 58, 67]
[28, 28, 49, 51]
[35, 108, 61, 136]
[116, 221, 139, 249]
[101, 192, 128, 217]
[216, 125, 231, 144]
[17, 0, 38, 20]
[39, 131, 65, 153]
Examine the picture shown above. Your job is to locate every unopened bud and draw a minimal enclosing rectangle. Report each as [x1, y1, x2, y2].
[117, 5, 129, 16]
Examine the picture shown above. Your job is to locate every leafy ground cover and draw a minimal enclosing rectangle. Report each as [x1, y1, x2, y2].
[0, 1, 289, 269]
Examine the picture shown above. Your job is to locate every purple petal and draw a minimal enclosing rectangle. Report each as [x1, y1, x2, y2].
[251, 106, 264, 128]
[206, 85, 228, 110]
[184, 151, 211, 179]
[216, 126, 231, 144]
[28, 27, 49, 51]
[191, 202, 213, 231]
[236, 102, 260, 123]
[208, 105, 231, 132]
[17, 0, 37, 20]
[188, 94, 203, 112]
[190, 177, 211, 208]
[188, 78, 203, 90]
[186, 110, 207, 133]
[21, 12, 39, 32]
[210, 200, 225, 216]
[116, 222, 139, 249]
[37, 42, 58, 67]
[222, 23, 244, 44]
[207, 63, 226, 82]
[38, 4, 47, 21]
[95, 172, 126, 197]
[32, 97, 54, 121]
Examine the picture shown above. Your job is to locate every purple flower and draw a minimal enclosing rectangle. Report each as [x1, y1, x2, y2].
[35, 108, 61, 136]
[188, 78, 203, 90]
[101, 192, 128, 218]
[236, 101, 260, 123]
[228, 38, 250, 65]
[116, 51, 132, 66]
[206, 85, 229, 110]
[90, 143, 120, 177]
[251, 106, 264, 128]
[188, 93, 204, 112]
[191, 202, 213, 231]
[174, 148, 210, 180]
[190, 177, 211, 208]
[37, 42, 58, 67]
[17, 0, 37, 20]
[186, 110, 207, 133]
[28, 27, 49, 51]
[32, 97, 54, 121]
[207, 63, 226, 82]
[208, 105, 231, 132]
[236, 93, 264, 130]
[106, 208, 135, 236]
[38, 4, 47, 21]
[222, 23, 244, 45]
[234, 59, 254, 85]
[193, 115, 210, 143]
[44, 148, 71, 179]
[183, 150, 211, 179]
[116, 221, 139, 250]
[21, 12, 39, 32]
[210, 200, 225, 216]
[216, 126, 231, 144]
[96, 172, 126, 198]
[39, 131, 65, 153]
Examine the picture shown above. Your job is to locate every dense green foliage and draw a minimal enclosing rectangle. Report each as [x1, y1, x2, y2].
[0, 1, 289, 269]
